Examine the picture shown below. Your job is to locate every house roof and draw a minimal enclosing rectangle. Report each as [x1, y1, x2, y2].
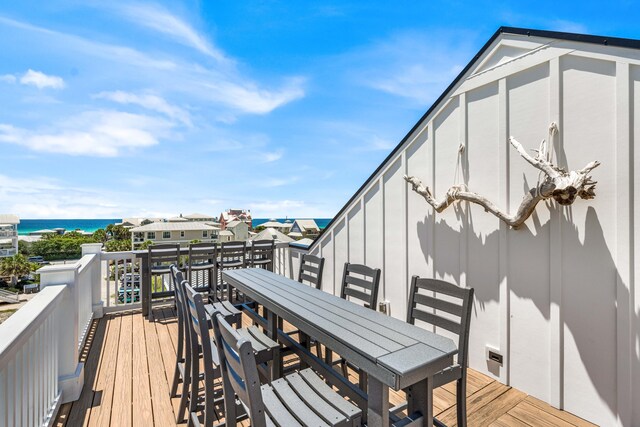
[183, 213, 215, 219]
[309, 26, 640, 251]
[167, 216, 188, 222]
[130, 222, 220, 232]
[293, 219, 319, 232]
[219, 230, 234, 236]
[250, 228, 293, 242]
[226, 220, 247, 228]
[0, 214, 19, 225]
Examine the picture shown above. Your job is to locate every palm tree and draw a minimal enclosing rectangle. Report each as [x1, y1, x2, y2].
[0, 254, 35, 287]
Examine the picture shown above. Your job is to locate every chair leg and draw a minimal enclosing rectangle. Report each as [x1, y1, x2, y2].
[341, 359, 348, 379]
[457, 376, 467, 427]
[315, 341, 322, 360]
[169, 361, 181, 397]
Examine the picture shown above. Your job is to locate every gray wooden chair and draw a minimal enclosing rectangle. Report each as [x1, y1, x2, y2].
[169, 265, 242, 423]
[211, 310, 362, 427]
[293, 254, 325, 357]
[147, 243, 180, 317]
[330, 262, 381, 389]
[406, 276, 474, 427]
[184, 281, 280, 427]
[216, 241, 246, 302]
[188, 243, 242, 323]
[249, 239, 275, 271]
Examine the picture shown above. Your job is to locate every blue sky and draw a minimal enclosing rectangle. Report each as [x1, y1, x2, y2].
[0, 1, 638, 219]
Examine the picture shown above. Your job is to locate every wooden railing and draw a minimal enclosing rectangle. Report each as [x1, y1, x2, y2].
[0, 243, 107, 426]
[99, 251, 142, 313]
[0, 285, 65, 427]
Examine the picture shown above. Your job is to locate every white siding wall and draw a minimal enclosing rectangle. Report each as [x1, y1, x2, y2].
[310, 34, 640, 426]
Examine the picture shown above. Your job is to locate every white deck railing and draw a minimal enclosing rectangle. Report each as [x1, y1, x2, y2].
[0, 243, 108, 427]
[0, 285, 65, 427]
[100, 251, 142, 313]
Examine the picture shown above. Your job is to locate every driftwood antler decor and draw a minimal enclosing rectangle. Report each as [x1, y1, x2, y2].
[404, 123, 600, 228]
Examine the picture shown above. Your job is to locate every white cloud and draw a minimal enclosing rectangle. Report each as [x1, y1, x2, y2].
[0, 16, 305, 116]
[0, 74, 16, 83]
[262, 149, 284, 163]
[20, 69, 65, 89]
[94, 91, 192, 126]
[0, 110, 173, 157]
[549, 20, 588, 34]
[346, 30, 474, 104]
[116, 3, 226, 61]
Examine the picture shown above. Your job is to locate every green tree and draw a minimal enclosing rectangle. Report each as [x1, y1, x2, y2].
[138, 240, 154, 250]
[105, 224, 130, 241]
[18, 240, 31, 256]
[105, 239, 130, 252]
[0, 254, 37, 287]
[92, 228, 108, 243]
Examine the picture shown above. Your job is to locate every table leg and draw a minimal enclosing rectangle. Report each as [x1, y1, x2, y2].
[266, 310, 282, 379]
[406, 377, 433, 427]
[367, 376, 389, 427]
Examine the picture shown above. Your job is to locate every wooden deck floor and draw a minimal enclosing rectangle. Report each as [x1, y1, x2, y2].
[55, 309, 596, 427]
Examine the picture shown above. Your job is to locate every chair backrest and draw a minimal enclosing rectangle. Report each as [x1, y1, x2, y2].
[339, 263, 381, 310]
[183, 281, 219, 426]
[149, 243, 181, 268]
[219, 241, 246, 267]
[211, 312, 267, 427]
[250, 239, 274, 260]
[298, 254, 325, 289]
[188, 242, 217, 266]
[171, 265, 189, 358]
[406, 276, 474, 368]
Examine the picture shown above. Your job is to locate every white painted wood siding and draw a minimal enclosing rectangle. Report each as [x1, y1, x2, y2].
[310, 33, 640, 426]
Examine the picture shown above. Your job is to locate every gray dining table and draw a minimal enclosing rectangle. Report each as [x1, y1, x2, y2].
[223, 267, 457, 427]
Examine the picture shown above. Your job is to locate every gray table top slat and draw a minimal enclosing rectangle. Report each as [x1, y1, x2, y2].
[224, 268, 457, 388]
[242, 268, 456, 353]
[241, 270, 406, 353]
[227, 271, 392, 359]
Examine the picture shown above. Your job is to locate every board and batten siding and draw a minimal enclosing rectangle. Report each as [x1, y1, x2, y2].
[310, 33, 640, 426]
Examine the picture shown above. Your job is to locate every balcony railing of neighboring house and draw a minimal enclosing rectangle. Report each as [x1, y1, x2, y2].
[0, 230, 17, 238]
[0, 243, 145, 426]
[0, 248, 17, 257]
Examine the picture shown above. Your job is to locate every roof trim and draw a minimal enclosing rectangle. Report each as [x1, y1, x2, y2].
[310, 26, 640, 250]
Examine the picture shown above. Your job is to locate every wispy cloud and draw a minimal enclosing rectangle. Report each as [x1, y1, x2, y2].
[262, 149, 284, 162]
[20, 69, 65, 89]
[549, 20, 588, 34]
[94, 90, 192, 126]
[344, 30, 474, 104]
[115, 3, 226, 61]
[0, 110, 173, 157]
[0, 74, 16, 84]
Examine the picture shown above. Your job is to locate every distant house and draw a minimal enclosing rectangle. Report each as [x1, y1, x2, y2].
[289, 219, 320, 237]
[130, 221, 219, 249]
[224, 221, 249, 242]
[219, 209, 252, 229]
[0, 214, 19, 258]
[117, 217, 163, 228]
[250, 227, 293, 243]
[183, 213, 217, 222]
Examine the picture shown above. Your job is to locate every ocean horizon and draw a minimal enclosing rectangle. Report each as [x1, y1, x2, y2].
[17, 218, 332, 235]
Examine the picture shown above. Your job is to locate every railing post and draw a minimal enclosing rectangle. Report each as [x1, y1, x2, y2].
[38, 264, 84, 403]
[140, 252, 150, 318]
[82, 243, 104, 319]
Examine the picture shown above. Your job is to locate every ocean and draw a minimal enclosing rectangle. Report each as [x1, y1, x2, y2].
[17, 218, 332, 235]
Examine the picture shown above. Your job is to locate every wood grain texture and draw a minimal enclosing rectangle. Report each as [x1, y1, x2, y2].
[55, 308, 596, 427]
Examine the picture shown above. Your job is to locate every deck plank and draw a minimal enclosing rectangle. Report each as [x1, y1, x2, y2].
[144, 311, 178, 427]
[66, 318, 109, 426]
[87, 314, 122, 427]
[524, 396, 596, 427]
[490, 412, 532, 427]
[112, 313, 133, 426]
[55, 308, 595, 427]
[132, 312, 154, 427]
